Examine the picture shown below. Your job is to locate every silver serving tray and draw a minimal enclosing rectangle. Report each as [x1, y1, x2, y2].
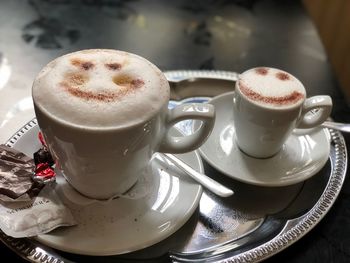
[0, 70, 347, 263]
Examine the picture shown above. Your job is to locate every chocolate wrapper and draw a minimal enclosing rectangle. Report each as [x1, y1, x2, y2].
[0, 193, 32, 203]
[0, 144, 75, 238]
[0, 184, 77, 238]
[0, 144, 35, 200]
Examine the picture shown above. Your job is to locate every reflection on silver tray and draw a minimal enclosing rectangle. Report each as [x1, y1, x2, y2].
[0, 70, 348, 263]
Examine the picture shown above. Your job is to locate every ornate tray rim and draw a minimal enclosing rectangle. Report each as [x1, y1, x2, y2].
[0, 70, 348, 263]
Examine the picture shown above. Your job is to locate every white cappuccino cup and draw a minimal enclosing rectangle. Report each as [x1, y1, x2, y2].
[32, 49, 215, 200]
[233, 67, 332, 158]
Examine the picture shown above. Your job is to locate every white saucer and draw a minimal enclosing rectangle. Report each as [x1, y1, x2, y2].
[9, 120, 203, 256]
[194, 92, 331, 187]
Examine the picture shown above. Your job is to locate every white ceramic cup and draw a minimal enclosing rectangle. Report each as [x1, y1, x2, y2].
[233, 67, 332, 158]
[32, 49, 215, 200]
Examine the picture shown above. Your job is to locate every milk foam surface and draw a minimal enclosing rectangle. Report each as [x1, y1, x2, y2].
[238, 67, 306, 108]
[32, 49, 170, 128]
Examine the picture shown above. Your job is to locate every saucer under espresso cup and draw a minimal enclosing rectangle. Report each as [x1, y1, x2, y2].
[194, 92, 331, 187]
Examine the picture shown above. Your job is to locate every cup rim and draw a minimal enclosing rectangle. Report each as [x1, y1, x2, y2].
[235, 67, 306, 111]
[33, 100, 168, 132]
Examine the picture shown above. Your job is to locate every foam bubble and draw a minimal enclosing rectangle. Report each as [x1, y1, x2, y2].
[32, 49, 170, 128]
[238, 67, 306, 108]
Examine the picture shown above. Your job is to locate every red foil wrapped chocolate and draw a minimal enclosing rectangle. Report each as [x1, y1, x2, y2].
[32, 132, 56, 183]
[35, 163, 55, 179]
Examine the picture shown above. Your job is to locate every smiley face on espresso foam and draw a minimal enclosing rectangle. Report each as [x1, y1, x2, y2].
[32, 50, 170, 128]
[238, 67, 306, 108]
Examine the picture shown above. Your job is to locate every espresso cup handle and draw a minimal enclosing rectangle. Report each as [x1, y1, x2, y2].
[158, 103, 215, 153]
[297, 95, 332, 129]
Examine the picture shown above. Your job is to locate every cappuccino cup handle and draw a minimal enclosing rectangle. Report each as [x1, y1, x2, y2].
[297, 95, 332, 129]
[158, 103, 215, 153]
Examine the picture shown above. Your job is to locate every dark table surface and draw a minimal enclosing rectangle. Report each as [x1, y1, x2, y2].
[0, 0, 349, 262]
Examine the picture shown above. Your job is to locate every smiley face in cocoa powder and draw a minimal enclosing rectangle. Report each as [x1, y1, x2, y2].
[239, 67, 305, 106]
[59, 57, 144, 102]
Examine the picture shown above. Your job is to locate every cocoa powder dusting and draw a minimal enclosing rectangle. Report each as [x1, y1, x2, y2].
[60, 74, 144, 102]
[113, 74, 133, 86]
[60, 82, 115, 102]
[239, 81, 304, 106]
[255, 68, 269, 75]
[276, 72, 290, 81]
[113, 75, 144, 90]
[131, 78, 145, 89]
[81, 62, 94, 70]
[70, 58, 82, 67]
[70, 58, 94, 70]
[65, 73, 88, 86]
[105, 63, 122, 70]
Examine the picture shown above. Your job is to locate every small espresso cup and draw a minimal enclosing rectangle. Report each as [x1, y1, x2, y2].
[32, 49, 215, 200]
[232, 67, 332, 158]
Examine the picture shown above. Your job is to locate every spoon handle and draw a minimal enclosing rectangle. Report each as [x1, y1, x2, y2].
[322, 121, 350, 133]
[161, 153, 234, 197]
